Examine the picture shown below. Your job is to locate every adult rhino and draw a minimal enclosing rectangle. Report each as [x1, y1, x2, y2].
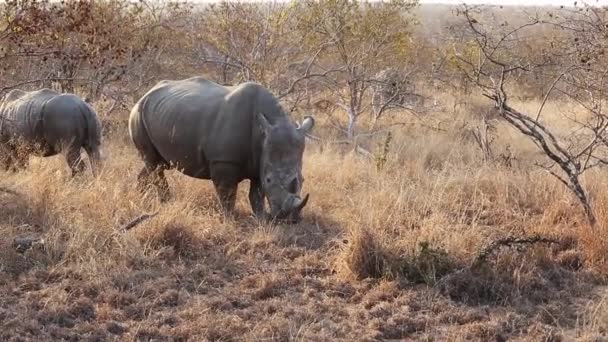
[129, 77, 315, 223]
[0, 88, 102, 176]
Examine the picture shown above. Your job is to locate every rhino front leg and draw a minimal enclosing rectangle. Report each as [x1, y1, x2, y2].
[211, 162, 239, 218]
[213, 181, 237, 218]
[248, 179, 267, 222]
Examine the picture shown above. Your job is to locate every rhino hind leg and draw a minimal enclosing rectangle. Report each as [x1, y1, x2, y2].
[39, 142, 58, 157]
[65, 146, 87, 177]
[83, 146, 101, 177]
[137, 164, 170, 202]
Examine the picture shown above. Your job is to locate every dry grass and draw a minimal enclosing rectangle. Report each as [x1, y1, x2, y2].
[1, 95, 608, 341]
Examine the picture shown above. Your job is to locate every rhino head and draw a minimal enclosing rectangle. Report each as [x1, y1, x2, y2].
[257, 112, 315, 223]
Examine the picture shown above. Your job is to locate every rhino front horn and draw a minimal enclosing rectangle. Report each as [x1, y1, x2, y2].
[292, 193, 310, 213]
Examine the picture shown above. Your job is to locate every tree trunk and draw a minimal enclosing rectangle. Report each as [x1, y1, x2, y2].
[347, 107, 357, 140]
[569, 175, 597, 227]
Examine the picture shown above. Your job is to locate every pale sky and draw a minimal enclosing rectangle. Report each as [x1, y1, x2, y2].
[421, 0, 608, 5]
[193, 0, 608, 7]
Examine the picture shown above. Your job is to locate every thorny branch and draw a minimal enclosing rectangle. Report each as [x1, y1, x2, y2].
[471, 235, 561, 270]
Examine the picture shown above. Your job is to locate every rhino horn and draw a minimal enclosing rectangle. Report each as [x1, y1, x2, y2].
[297, 116, 315, 134]
[291, 193, 310, 213]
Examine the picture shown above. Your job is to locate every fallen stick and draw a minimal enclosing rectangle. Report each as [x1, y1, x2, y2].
[471, 235, 561, 270]
[13, 236, 44, 253]
[0, 186, 21, 196]
[119, 212, 159, 232]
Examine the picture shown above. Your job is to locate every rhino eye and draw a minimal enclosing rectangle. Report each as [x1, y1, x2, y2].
[265, 176, 272, 184]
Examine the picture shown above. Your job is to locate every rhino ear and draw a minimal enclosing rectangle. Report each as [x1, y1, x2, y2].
[298, 116, 315, 134]
[257, 112, 272, 135]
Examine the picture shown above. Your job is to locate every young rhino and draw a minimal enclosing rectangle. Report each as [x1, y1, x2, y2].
[0, 88, 102, 176]
[129, 77, 315, 223]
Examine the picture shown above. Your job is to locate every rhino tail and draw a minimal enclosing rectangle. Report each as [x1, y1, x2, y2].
[81, 102, 102, 176]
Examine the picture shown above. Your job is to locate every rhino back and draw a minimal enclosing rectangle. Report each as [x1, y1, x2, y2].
[2, 89, 27, 102]
[41, 94, 93, 147]
[0, 89, 58, 140]
[135, 78, 259, 177]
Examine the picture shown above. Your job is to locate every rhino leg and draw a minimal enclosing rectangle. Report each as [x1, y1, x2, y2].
[65, 146, 86, 177]
[137, 164, 170, 202]
[213, 182, 237, 218]
[39, 143, 58, 157]
[83, 146, 101, 177]
[210, 162, 239, 218]
[248, 179, 267, 221]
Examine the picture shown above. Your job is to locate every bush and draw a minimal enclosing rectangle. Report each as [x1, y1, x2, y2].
[399, 241, 456, 285]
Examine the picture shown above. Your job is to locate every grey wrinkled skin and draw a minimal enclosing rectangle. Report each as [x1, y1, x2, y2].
[0, 88, 103, 176]
[128, 77, 315, 223]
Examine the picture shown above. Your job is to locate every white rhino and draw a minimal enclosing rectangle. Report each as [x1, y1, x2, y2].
[0, 88, 102, 176]
[129, 77, 315, 222]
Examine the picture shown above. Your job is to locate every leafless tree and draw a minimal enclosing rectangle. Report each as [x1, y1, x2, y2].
[0, 0, 191, 105]
[456, 4, 608, 227]
[371, 67, 426, 123]
[291, 0, 419, 140]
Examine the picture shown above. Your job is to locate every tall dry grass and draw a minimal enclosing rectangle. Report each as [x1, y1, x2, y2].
[0, 95, 607, 340]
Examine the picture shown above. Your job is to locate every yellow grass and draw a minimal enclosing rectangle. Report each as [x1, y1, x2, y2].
[1, 95, 608, 340]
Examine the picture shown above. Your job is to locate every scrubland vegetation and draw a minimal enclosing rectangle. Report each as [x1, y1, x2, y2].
[3, 0, 608, 340]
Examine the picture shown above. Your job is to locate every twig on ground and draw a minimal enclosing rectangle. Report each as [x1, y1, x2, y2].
[0, 186, 21, 196]
[119, 212, 159, 232]
[12, 236, 44, 253]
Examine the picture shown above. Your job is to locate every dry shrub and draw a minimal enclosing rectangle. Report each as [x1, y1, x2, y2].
[582, 289, 608, 339]
[251, 273, 288, 300]
[438, 244, 596, 306]
[0, 136, 40, 171]
[0, 239, 43, 276]
[336, 231, 456, 285]
[68, 297, 97, 322]
[335, 228, 395, 280]
[399, 241, 456, 285]
[142, 222, 204, 260]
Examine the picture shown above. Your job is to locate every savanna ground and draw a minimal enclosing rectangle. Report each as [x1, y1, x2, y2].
[2, 91, 608, 341]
